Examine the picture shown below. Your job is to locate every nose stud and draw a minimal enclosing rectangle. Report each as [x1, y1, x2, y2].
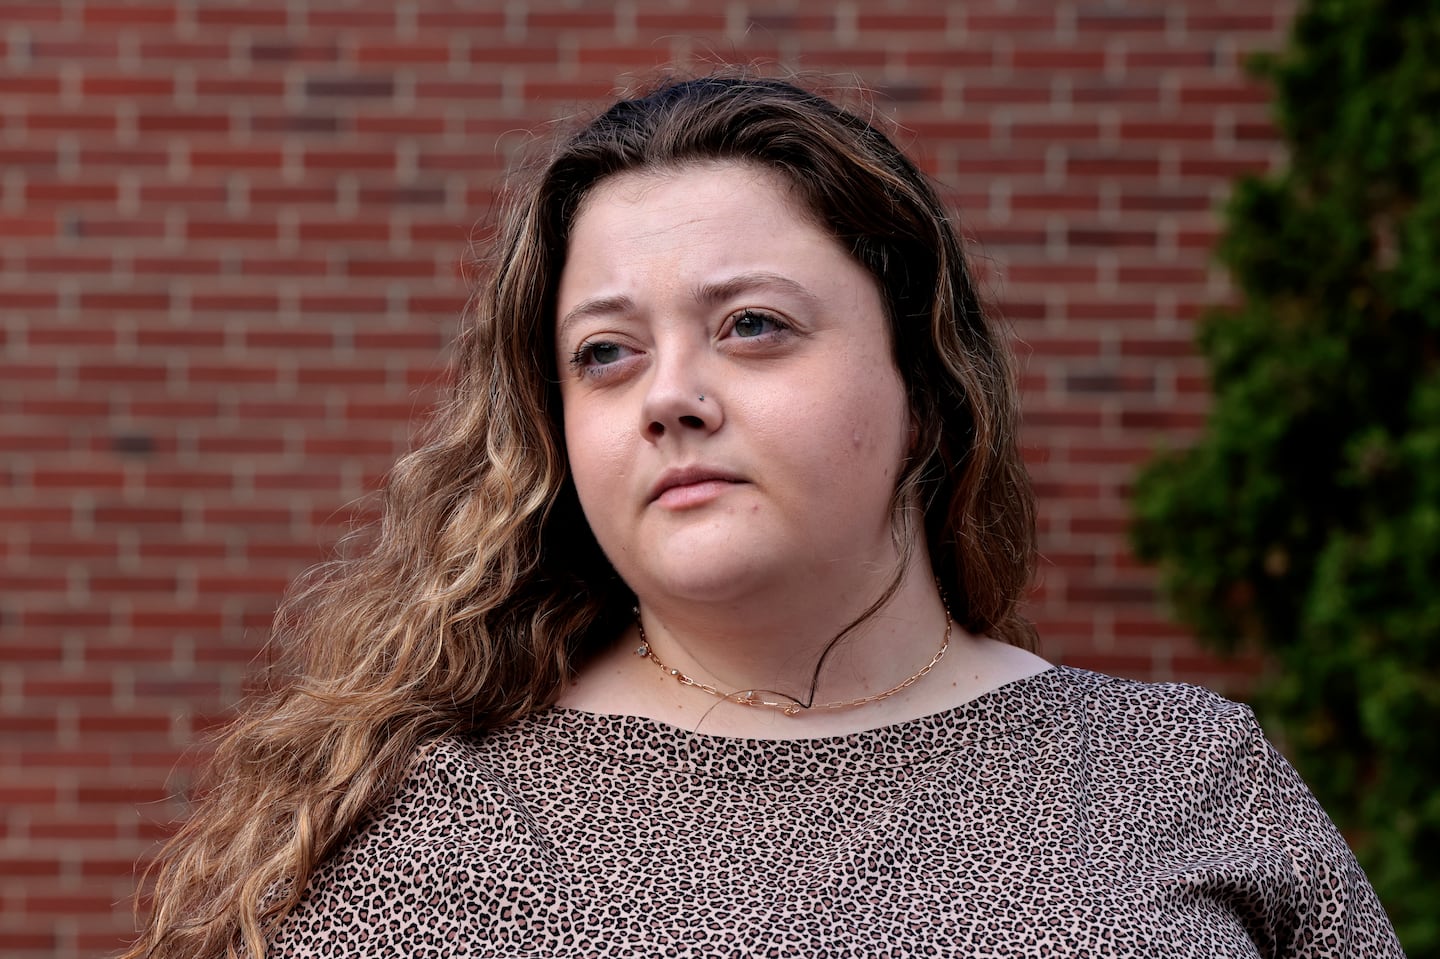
[697, 394, 705, 401]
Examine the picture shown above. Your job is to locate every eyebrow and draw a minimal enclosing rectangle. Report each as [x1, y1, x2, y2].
[556, 271, 819, 342]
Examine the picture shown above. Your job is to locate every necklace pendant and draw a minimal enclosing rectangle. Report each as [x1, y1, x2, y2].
[634, 644, 649, 656]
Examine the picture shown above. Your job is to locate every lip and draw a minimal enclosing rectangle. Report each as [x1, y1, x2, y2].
[648, 465, 745, 507]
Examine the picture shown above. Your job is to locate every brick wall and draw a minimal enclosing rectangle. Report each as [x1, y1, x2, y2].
[0, 1, 1289, 955]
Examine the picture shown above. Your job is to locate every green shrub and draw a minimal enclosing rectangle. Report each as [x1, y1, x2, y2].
[1130, 0, 1440, 952]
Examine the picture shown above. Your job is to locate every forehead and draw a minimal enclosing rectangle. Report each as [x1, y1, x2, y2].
[556, 162, 859, 321]
[571, 160, 824, 234]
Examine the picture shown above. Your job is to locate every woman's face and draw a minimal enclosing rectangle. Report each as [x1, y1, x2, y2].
[554, 162, 912, 607]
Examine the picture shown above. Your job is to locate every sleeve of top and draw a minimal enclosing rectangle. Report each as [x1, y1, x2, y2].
[1238, 708, 1406, 958]
[262, 743, 474, 959]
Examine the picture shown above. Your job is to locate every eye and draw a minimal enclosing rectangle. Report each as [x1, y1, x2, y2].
[569, 340, 632, 373]
[729, 309, 786, 339]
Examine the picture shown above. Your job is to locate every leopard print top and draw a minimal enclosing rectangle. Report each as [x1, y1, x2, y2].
[267, 666, 1403, 957]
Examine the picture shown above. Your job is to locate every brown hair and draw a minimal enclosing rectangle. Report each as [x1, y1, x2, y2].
[124, 70, 1035, 959]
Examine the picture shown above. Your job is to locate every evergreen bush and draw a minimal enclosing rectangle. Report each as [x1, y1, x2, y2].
[1131, 1, 1440, 952]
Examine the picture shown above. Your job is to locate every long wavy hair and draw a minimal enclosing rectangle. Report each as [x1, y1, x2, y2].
[124, 71, 1036, 959]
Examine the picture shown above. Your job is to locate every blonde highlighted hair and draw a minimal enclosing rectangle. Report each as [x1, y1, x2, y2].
[124, 70, 1035, 959]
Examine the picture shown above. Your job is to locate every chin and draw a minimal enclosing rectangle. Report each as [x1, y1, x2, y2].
[624, 550, 776, 607]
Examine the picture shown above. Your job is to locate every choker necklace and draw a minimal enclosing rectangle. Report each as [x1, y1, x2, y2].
[632, 605, 952, 717]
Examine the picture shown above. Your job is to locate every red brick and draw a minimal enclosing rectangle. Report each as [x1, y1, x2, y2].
[73, 216, 167, 238]
[23, 253, 115, 273]
[30, 468, 125, 489]
[132, 328, 224, 348]
[1011, 48, 1107, 71]
[191, 147, 285, 169]
[24, 110, 115, 132]
[137, 40, 230, 61]
[248, 40, 340, 63]
[302, 148, 395, 171]
[1188, 13, 1283, 31]
[186, 219, 278, 241]
[27, 537, 118, 558]
[0, 858, 62, 878]
[294, 365, 389, 385]
[297, 221, 389, 243]
[0, 715, 59, 734]
[132, 255, 223, 276]
[137, 539, 228, 558]
[0, 932, 57, 950]
[1121, 119, 1217, 142]
[29, 39, 121, 60]
[353, 330, 446, 351]
[93, 505, 184, 525]
[0, 362, 60, 385]
[89, 574, 179, 593]
[131, 468, 224, 493]
[527, 10, 615, 29]
[233, 399, 329, 419]
[297, 293, 388, 314]
[0, 215, 58, 237]
[194, 574, 291, 595]
[80, 74, 175, 97]
[22, 676, 116, 697]
[31, 330, 125, 354]
[238, 255, 331, 275]
[193, 435, 287, 455]
[344, 257, 436, 279]
[194, 75, 287, 98]
[81, 858, 146, 878]
[243, 329, 334, 349]
[77, 145, 168, 167]
[76, 783, 171, 804]
[255, 470, 346, 491]
[355, 42, 451, 65]
[185, 364, 279, 384]
[75, 363, 169, 384]
[83, 4, 176, 25]
[116, 184, 227, 215]
[248, 185, 338, 205]
[0, 3, 64, 23]
[23, 892, 126, 914]
[196, 4, 289, 26]
[306, 8, 393, 28]
[414, 79, 507, 102]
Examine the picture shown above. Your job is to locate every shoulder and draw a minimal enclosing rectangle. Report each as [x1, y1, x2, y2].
[1050, 665, 1259, 748]
[265, 727, 552, 955]
[1038, 666, 1271, 805]
[372, 726, 548, 839]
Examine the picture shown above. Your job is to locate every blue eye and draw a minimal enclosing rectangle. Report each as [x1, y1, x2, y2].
[587, 342, 623, 364]
[732, 309, 782, 338]
[571, 341, 621, 366]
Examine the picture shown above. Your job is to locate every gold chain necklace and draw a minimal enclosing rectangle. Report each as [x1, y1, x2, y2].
[632, 606, 952, 717]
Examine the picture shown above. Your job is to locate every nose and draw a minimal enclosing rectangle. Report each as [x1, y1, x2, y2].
[640, 350, 720, 441]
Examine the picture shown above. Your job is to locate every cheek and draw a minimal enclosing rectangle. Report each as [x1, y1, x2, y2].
[800, 379, 909, 489]
[563, 406, 631, 512]
[848, 371, 911, 457]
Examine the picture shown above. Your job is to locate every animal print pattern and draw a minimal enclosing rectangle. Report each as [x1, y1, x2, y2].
[267, 667, 1404, 957]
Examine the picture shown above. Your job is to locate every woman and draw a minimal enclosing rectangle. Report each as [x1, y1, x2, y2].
[127, 74, 1402, 958]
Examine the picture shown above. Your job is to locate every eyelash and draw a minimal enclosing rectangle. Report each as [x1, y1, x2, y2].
[727, 308, 788, 339]
[567, 309, 791, 377]
[568, 343, 610, 370]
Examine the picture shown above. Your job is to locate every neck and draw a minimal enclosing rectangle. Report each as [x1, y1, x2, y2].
[632, 561, 949, 712]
